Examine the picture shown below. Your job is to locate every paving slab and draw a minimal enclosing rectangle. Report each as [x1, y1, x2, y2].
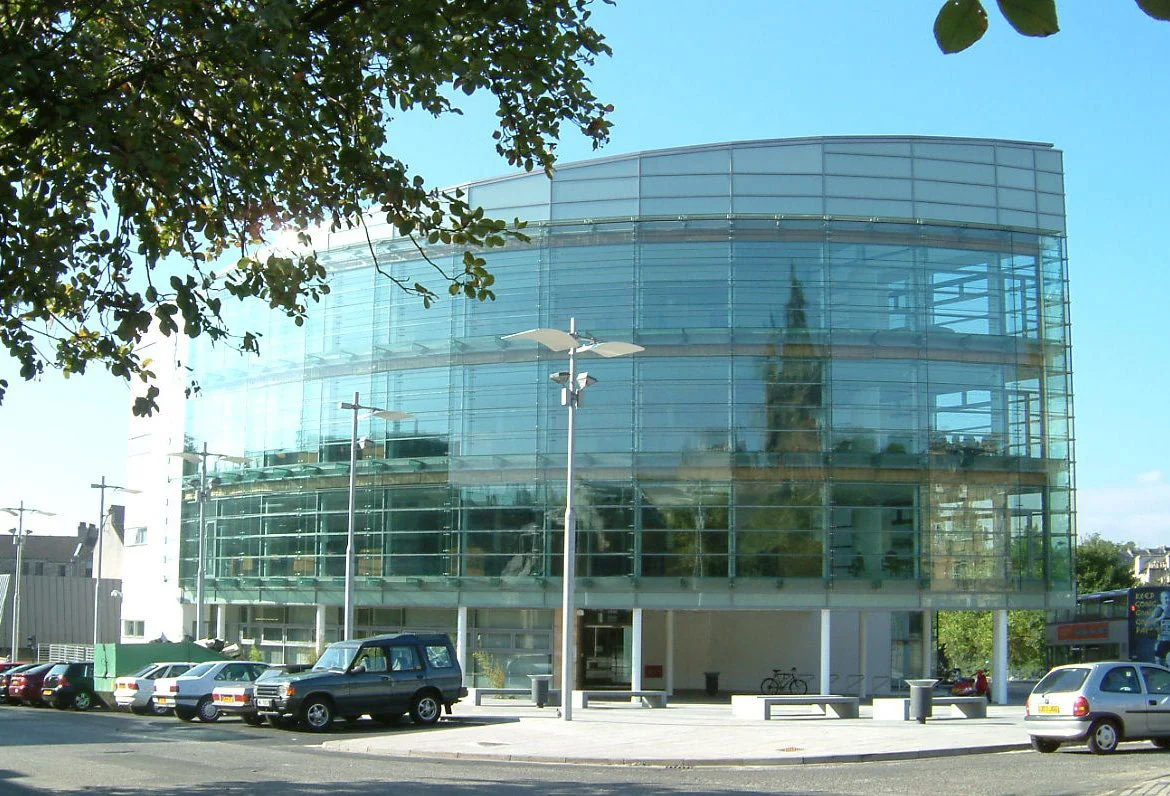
[321, 699, 1032, 766]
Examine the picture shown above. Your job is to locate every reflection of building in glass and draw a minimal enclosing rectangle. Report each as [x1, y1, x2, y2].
[123, 137, 1076, 694]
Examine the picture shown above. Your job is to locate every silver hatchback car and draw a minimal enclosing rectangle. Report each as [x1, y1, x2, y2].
[1025, 661, 1170, 753]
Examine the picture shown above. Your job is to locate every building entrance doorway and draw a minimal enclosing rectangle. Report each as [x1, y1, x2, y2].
[579, 609, 632, 688]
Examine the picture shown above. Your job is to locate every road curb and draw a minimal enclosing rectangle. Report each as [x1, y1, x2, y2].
[326, 741, 1033, 767]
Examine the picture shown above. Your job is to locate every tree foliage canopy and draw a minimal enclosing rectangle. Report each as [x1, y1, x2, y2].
[937, 609, 1047, 678]
[1076, 533, 1137, 595]
[0, 0, 613, 414]
[933, 0, 1170, 53]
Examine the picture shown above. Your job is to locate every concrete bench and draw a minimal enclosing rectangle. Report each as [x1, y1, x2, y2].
[571, 689, 668, 709]
[467, 687, 561, 706]
[731, 694, 859, 720]
[872, 695, 988, 720]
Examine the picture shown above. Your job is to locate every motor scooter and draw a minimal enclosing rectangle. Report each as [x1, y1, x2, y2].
[951, 669, 989, 699]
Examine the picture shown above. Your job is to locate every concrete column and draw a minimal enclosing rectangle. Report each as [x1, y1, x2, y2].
[456, 605, 469, 685]
[314, 604, 327, 653]
[922, 610, 934, 679]
[993, 609, 1009, 704]
[631, 608, 643, 691]
[215, 604, 227, 640]
[665, 610, 675, 695]
[858, 612, 868, 699]
[820, 609, 831, 695]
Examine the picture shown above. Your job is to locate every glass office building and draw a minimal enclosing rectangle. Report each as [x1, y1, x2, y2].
[172, 137, 1075, 688]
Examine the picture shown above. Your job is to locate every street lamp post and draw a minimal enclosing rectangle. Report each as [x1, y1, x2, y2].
[338, 392, 412, 640]
[171, 444, 248, 640]
[502, 318, 642, 721]
[90, 477, 138, 649]
[2, 501, 55, 659]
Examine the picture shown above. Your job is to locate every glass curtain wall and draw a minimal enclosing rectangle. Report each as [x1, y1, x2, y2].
[180, 216, 1073, 603]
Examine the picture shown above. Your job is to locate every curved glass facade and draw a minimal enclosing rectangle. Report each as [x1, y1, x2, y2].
[181, 137, 1074, 615]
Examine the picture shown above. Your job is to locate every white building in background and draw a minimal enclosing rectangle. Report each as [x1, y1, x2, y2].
[1126, 547, 1170, 586]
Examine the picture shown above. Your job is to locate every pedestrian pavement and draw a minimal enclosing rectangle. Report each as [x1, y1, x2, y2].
[322, 694, 1033, 766]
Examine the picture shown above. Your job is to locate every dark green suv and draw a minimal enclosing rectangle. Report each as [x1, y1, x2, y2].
[253, 633, 465, 731]
[41, 662, 100, 710]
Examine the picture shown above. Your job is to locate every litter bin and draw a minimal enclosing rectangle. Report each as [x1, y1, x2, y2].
[529, 674, 553, 708]
[906, 678, 939, 724]
[704, 671, 720, 697]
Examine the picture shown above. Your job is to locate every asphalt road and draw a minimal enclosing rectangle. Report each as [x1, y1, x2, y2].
[1, 704, 1168, 795]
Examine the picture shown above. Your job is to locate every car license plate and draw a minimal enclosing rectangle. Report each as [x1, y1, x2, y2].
[42, 689, 52, 697]
[1038, 704, 1060, 714]
[255, 698, 273, 708]
[156, 697, 173, 705]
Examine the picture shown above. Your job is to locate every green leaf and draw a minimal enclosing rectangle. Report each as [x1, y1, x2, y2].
[996, 0, 1059, 37]
[1136, 0, 1170, 20]
[934, 0, 990, 53]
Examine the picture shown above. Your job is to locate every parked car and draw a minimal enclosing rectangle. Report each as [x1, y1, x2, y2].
[41, 661, 101, 710]
[253, 632, 465, 732]
[0, 663, 37, 703]
[153, 661, 272, 722]
[212, 665, 309, 726]
[114, 662, 197, 715]
[1026, 660, 1170, 753]
[7, 663, 55, 706]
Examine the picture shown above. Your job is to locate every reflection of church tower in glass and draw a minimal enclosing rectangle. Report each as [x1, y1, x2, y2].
[764, 263, 823, 453]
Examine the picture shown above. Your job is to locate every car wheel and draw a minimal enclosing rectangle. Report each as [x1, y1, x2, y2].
[1087, 718, 1121, 754]
[175, 706, 197, 722]
[1030, 737, 1060, 753]
[409, 693, 442, 726]
[195, 696, 220, 723]
[1153, 737, 1170, 750]
[300, 697, 335, 732]
[148, 699, 171, 716]
[73, 691, 94, 711]
[373, 712, 403, 726]
[242, 714, 267, 727]
[130, 705, 149, 716]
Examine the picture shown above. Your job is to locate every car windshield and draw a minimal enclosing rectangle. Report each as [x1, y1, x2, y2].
[181, 662, 217, 678]
[1033, 667, 1090, 694]
[128, 665, 159, 678]
[313, 645, 357, 672]
[46, 664, 68, 677]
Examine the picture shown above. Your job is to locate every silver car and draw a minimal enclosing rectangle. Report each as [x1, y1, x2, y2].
[113, 662, 196, 715]
[154, 661, 272, 723]
[1025, 661, 1170, 753]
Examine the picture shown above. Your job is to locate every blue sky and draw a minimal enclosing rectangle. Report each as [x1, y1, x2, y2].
[1, 2, 1167, 545]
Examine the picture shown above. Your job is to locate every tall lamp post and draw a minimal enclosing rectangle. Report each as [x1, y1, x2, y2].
[338, 393, 412, 640]
[90, 477, 139, 649]
[171, 444, 248, 640]
[503, 318, 642, 720]
[2, 501, 55, 659]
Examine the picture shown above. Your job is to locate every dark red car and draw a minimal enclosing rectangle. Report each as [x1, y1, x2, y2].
[0, 662, 35, 703]
[7, 663, 55, 706]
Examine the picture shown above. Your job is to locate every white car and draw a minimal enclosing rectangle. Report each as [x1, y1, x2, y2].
[154, 661, 272, 722]
[113, 662, 197, 715]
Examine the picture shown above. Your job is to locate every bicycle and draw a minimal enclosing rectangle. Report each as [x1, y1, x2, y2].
[760, 667, 808, 695]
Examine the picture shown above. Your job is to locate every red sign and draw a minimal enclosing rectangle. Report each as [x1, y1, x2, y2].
[644, 664, 663, 678]
[1057, 621, 1110, 642]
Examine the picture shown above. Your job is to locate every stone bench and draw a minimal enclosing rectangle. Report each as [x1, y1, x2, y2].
[731, 694, 860, 720]
[571, 689, 668, 709]
[467, 687, 561, 706]
[872, 695, 988, 720]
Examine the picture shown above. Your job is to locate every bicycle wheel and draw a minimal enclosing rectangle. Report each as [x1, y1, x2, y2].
[790, 678, 809, 695]
[760, 677, 781, 695]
